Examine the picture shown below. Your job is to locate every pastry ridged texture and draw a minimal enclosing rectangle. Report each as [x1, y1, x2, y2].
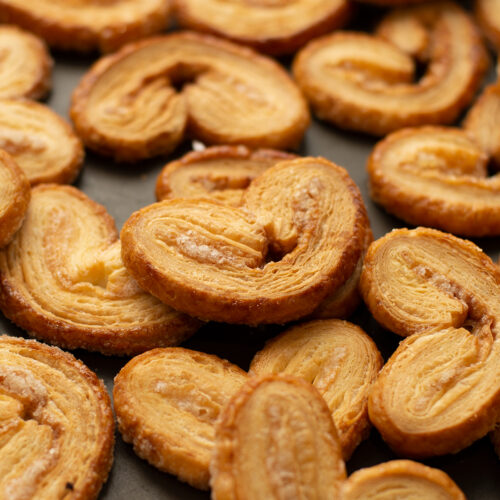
[174, 0, 351, 55]
[367, 126, 500, 236]
[476, 0, 500, 50]
[0, 25, 51, 100]
[0, 99, 84, 186]
[0, 185, 200, 355]
[360, 227, 500, 457]
[0, 150, 29, 249]
[0, 0, 172, 53]
[249, 320, 383, 460]
[121, 157, 370, 325]
[71, 32, 310, 162]
[293, 1, 489, 136]
[113, 347, 248, 490]
[0, 335, 114, 500]
[210, 375, 466, 500]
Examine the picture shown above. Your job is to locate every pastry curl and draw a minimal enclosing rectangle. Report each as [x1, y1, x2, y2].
[367, 126, 500, 236]
[113, 347, 247, 489]
[249, 319, 383, 459]
[360, 227, 500, 457]
[0, 99, 84, 186]
[0, 185, 200, 355]
[121, 157, 370, 324]
[293, 1, 489, 136]
[0, 335, 114, 500]
[0, 26, 51, 100]
[0, 0, 171, 53]
[174, 0, 351, 55]
[476, 0, 500, 51]
[0, 150, 29, 249]
[71, 32, 310, 162]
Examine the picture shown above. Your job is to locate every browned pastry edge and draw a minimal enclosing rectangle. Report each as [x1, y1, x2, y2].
[475, 0, 500, 50]
[174, 0, 352, 55]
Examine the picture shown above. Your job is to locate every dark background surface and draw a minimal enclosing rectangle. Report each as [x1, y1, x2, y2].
[1, 2, 500, 498]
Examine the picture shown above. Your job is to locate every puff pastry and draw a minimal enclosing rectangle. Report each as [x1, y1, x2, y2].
[0, 150, 29, 249]
[0, 0, 172, 53]
[0, 99, 84, 186]
[71, 32, 310, 162]
[0, 335, 114, 500]
[0, 26, 51, 100]
[113, 347, 247, 489]
[174, 0, 351, 55]
[293, 1, 488, 136]
[249, 319, 383, 459]
[0, 185, 200, 355]
[367, 126, 500, 236]
[476, 0, 500, 50]
[360, 227, 500, 457]
[121, 157, 370, 324]
[210, 375, 466, 500]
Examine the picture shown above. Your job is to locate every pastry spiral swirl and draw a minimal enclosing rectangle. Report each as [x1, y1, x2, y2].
[0, 335, 114, 500]
[0, 185, 200, 355]
[249, 319, 383, 459]
[71, 32, 310, 161]
[293, 1, 488, 136]
[0, 99, 84, 186]
[121, 157, 370, 324]
[0, 0, 172, 53]
[174, 0, 351, 55]
[0, 150, 29, 249]
[113, 347, 247, 489]
[476, 0, 500, 50]
[0, 26, 51, 100]
[360, 227, 500, 457]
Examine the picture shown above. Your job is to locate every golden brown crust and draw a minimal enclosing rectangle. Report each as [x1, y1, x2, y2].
[0, 0, 172, 53]
[293, 1, 489, 136]
[210, 375, 346, 499]
[361, 227, 500, 457]
[0, 150, 30, 249]
[0, 335, 114, 500]
[0, 99, 84, 186]
[71, 32, 310, 162]
[121, 157, 370, 325]
[476, 0, 500, 50]
[174, 0, 351, 55]
[0, 26, 51, 100]
[113, 347, 247, 489]
[0, 184, 200, 355]
[367, 126, 500, 236]
[249, 319, 383, 460]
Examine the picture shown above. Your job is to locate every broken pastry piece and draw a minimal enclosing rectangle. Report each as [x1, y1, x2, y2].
[249, 319, 383, 459]
[360, 227, 500, 457]
[0, 150, 30, 248]
[0, 335, 114, 500]
[113, 347, 247, 489]
[0, 185, 200, 355]
[174, 0, 351, 55]
[0, 25, 51, 100]
[71, 32, 310, 161]
[293, 1, 488, 136]
[0, 0, 172, 53]
[121, 157, 370, 324]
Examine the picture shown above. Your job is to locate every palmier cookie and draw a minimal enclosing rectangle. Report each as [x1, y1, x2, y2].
[0, 99, 83, 185]
[0, 0, 171, 53]
[0, 335, 114, 500]
[360, 227, 500, 457]
[174, 0, 351, 55]
[0, 150, 29, 249]
[0, 26, 51, 100]
[293, 1, 488, 136]
[210, 375, 466, 500]
[476, 0, 500, 50]
[0, 185, 200, 355]
[113, 347, 247, 489]
[71, 32, 310, 162]
[121, 157, 370, 325]
[249, 319, 383, 459]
